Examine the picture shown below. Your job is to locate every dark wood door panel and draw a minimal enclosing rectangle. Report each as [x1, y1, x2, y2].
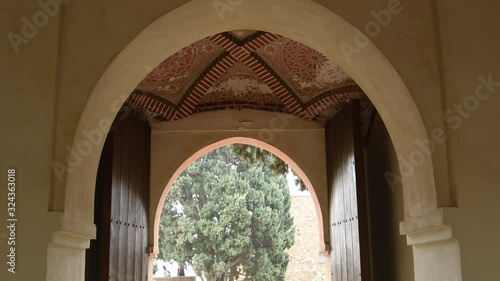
[87, 113, 151, 281]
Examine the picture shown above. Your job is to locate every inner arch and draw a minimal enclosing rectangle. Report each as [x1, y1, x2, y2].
[153, 137, 325, 255]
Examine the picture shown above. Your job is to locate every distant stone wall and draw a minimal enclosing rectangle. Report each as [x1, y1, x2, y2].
[286, 194, 326, 281]
[154, 277, 196, 281]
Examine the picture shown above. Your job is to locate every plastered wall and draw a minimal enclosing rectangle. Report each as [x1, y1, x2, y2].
[1, 1, 61, 280]
[437, 1, 500, 280]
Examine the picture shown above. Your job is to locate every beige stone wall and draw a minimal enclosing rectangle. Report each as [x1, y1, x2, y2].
[286, 195, 326, 281]
[0, 1, 62, 280]
[315, 0, 452, 207]
[437, 1, 500, 280]
[154, 278, 195, 281]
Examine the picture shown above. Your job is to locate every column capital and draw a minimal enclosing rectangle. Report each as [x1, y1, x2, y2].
[50, 231, 91, 249]
[60, 215, 96, 240]
[321, 243, 331, 255]
[149, 245, 158, 255]
[406, 225, 453, 246]
[400, 207, 444, 234]
[46, 231, 91, 281]
[406, 224, 463, 281]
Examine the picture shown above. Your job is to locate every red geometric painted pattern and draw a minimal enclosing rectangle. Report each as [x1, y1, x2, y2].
[138, 39, 222, 104]
[257, 38, 354, 102]
[130, 31, 365, 122]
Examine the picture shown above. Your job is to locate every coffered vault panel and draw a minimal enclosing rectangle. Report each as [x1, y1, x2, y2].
[137, 39, 223, 104]
[128, 30, 367, 122]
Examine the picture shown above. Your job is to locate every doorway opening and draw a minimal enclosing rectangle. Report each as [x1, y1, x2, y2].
[154, 144, 325, 281]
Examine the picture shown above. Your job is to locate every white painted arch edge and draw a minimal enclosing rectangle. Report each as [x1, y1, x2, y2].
[62, 0, 439, 244]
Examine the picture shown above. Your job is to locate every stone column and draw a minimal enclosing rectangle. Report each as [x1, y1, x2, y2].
[407, 225, 463, 281]
[46, 216, 95, 281]
[46, 231, 92, 281]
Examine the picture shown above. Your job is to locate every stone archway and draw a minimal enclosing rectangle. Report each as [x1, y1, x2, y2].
[60, 0, 439, 238]
[47, 1, 460, 281]
[151, 136, 327, 280]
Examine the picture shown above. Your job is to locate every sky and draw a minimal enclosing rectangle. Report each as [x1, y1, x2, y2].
[287, 168, 310, 196]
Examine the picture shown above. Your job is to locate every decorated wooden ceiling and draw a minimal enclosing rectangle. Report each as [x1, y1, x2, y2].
[128, 30, 368, 122]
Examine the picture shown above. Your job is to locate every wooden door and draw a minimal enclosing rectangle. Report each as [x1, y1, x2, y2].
[109, 114, 151, 281]
[86, 112, 151, 281]
[326, 100, 371, 281]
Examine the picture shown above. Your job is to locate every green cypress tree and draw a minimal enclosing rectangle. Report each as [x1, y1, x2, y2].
[231, 144, 307, 191]
[159, 145, 295, 281]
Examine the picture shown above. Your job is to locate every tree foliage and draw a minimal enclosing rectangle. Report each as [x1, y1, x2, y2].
[159, 145, 295, 281]
[231, 144, 307, 191]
